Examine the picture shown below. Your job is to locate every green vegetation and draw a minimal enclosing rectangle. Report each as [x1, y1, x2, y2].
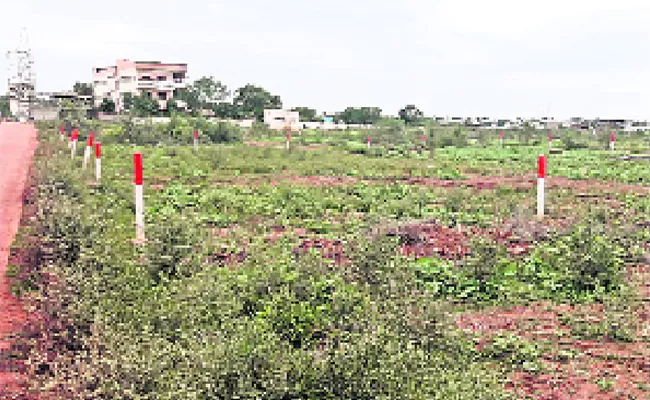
[9, 120, 650, 398]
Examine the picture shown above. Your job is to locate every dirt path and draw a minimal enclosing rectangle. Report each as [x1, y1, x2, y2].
[0, 122, 38, 396]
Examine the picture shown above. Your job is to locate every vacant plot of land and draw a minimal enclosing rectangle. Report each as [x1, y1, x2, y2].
[6, 120, 650, 399]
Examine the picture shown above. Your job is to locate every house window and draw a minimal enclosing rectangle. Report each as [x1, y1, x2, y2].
[158, 92, 167, 100]
[172, 72, 185, 80]
[145, 91, 152, 98]
[157, 76, 166, 81]
[141, 76, 152, 81]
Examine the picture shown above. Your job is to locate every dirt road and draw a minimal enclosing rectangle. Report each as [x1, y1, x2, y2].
[0, 122, 38, 395]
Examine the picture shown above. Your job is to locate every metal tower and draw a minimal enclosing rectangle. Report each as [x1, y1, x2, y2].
[6, 28, 36, 122]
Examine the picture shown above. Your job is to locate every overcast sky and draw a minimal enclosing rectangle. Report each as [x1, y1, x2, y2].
[1, 0, 650, 119]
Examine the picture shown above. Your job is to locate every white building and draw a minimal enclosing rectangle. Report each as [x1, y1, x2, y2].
[93, 59, 188, 112]
[264, 109, 300, 131]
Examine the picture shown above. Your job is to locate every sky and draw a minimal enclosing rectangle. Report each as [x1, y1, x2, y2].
[1, 0, 650, 120]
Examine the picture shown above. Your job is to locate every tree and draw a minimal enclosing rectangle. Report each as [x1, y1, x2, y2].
[73, 82, 93, 97]
[125, 94, 160, 117]
[338, 107, 382, 125]
[292, 107, 318, 122]
[174, 77, 229, 116]
[0, 96, 10, 117]
[211, 102, 239, 119]
[122, 93, 135, 112]
[193, 76, 229, 104]
[165, 98, 180, 115]
[99, 98, 116, 113]
[232, 84, 282, 121]
[398, 105, 424, 125]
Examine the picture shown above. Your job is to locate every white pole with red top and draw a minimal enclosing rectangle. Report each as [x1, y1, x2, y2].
[548, 134, 552, 149]
[83, 131, 94, 169]
[367, 136, 371, 149]
[610, 131, 615, 154]
[193, 130, 199, 153]
[286, 132, 291, 150]
[537, 155, 546, 219]
[71, 129, 79, 158]
[95, 142, 102, 181]
[499, 130, 503, 147]
[60, 125, 65, 141]
[134, 152, 145, 241]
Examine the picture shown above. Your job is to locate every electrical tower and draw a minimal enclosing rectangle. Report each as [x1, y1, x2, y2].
[6, 28, 35, 122]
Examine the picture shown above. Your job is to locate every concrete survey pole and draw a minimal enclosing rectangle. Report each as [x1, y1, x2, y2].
[499, 130, 503, 147]
[83, 131, 94, 169]
[70, 129, 78, 158]
[537, 155, 546, 219]
[548, 134, 552, 149]
[95, 142, 102, 181]
[59, 125, 65, 141]
[134, 152, 145, 241]
[193, 130, 199, 152]
[610, 131, 615, 154]
[286, 132, 291, 150]
[367, 136, 371, 149]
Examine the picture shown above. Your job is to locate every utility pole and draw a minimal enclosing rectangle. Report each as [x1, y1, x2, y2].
[6, 28, 35, 122]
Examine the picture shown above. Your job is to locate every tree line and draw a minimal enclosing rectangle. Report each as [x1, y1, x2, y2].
[73, 78, 427, 126]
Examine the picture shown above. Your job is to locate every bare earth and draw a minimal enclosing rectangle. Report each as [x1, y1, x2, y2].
[0, 122, 38, 396]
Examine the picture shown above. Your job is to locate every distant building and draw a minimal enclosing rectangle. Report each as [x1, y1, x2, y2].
[93, 59, 188, 112]
[264, 109, 300, 131]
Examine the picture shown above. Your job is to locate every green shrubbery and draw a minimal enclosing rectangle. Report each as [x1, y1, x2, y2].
[414, 220, 625, 304]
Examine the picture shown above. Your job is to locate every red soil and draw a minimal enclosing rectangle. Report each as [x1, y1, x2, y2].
[0, 123, 39, 397]
[457, 266, 650, 400]
[211, 173, 650, 196]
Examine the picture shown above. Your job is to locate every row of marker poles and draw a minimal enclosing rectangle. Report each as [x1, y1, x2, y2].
[60, 127, 554, 241]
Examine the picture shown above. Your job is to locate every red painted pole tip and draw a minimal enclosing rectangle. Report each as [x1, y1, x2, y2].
[367, 136, 370, 143]
[95, 142, 101, 158]
[133, 152, 143, 185]
[499, 131, 504, 138]
[538, 155, 546, 178]
[193, 130, 198, 139]
[286, 133, 291, 140]
[611, 132, 616, 142]
[88, 132, 94, 146]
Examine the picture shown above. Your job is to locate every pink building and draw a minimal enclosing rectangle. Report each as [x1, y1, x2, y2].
[93, 59, 188, 112]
